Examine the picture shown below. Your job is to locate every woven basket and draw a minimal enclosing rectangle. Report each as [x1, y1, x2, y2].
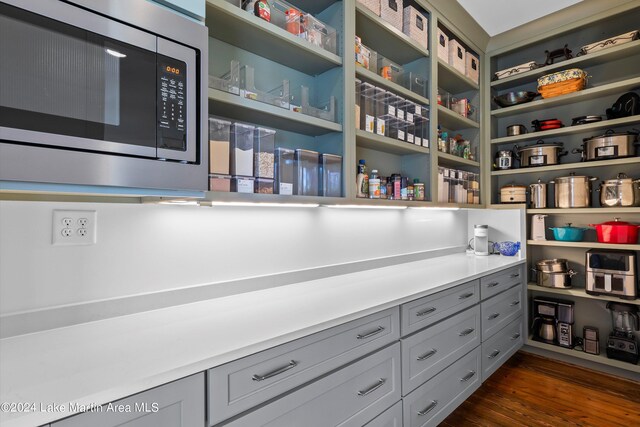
[538, 77, 586, 98]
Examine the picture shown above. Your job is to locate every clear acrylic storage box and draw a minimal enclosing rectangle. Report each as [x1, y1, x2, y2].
[361, 82, 377, 133]
[209, 117, 231, 175]
[294, 149, 319, 196]
[254, 127, 275, 178]
[320, 153, 342, 197]
[437, 88, 451, 108]
[230, 123, 255, 177]
[208, 60, 240, 95]
[275, 147, 294, 195]
[270, 1, 337, 55]
[240, 64, 290, 109]
[303, 13, 337, 55]
[255, 178, 274, 194]
[209, 174, 231, 192]
[355, 79, 362, 130]
[377, 56, 403, 83]
[231, 176, 255, 193]
[401, 72, 428, 98]
[290, 85, 337, 122]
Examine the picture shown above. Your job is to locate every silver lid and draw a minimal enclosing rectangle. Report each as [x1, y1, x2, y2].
[474, 224, 488, 229]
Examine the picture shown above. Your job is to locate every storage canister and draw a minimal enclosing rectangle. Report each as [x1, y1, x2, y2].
[230, 123, 255, 177]
[254, 178, 274, 194]
[231, 176, 254, 193]
[549, 173, 598, 208]
[361, 82, 377, 134]
[209, 174, 231, 192]
[254, 127, 275, 178]
[320, 153, 342, 197]
[209, 117, 231, 175]
[274, 147, 294, 195]
[294, 149, 319, 196]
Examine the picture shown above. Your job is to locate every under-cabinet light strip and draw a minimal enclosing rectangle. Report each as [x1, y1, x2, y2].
[204, 201, 320, 208]
[323, 204, 408, 210]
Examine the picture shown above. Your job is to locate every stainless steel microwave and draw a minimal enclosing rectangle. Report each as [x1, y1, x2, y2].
[0, 0, 208, 192]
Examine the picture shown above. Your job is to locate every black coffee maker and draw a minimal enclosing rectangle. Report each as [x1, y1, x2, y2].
[532, 298, 558, 344]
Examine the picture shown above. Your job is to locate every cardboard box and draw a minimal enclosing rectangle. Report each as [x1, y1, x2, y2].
[380, 0, 403, 32]
[448, 39, 466, 75]
[403, 6, 428, 50]
[357, 0, 380, 16]
[466, 51, 479, 83]
[437, 28, 449, 63]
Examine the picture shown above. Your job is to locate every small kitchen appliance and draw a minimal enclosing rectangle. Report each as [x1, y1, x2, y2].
[473, 225, 490, 256]
[583, 326, 600, 355]
[531, 215, 547, 241]
[495, 150, 514, 170]
[586, 249, 638, 300]
[532, 298, 559, 344]
[556, 300, 575, 348]
[606, 302, 639, 364]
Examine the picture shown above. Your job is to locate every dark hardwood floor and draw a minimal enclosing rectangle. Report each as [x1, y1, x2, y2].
[441, 351, 640, 426]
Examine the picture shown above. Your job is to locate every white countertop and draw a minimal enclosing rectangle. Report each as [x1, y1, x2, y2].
[0, 253, 524, 427]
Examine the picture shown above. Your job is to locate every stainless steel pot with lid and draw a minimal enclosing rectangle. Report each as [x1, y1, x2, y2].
[536, 258, 571, 273]
[549, 173, 598, 208]
[598, 173, 640, 207]
[529, 178, 547, 208]
[514, 140, 567, 167]
[535, 258, 577, 288]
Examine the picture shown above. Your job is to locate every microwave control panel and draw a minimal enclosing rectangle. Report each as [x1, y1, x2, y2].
[157, 57, 187, 152]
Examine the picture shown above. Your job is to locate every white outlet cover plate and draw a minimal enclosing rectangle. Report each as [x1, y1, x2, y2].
[52, 210, 97, 246]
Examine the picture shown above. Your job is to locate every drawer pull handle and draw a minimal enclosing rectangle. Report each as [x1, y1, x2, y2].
[487, 282, 500, 288]
[510, 273, 520, 278]
[510, 300, 520, 306]
[459, 292, 474, 300]
[252, 360, 298, 382]
[356, 326, 385, 340]
[488, 350, 501, 359]
[417, 400, 438, 416]
[357, 378, 386, 397]
[488, 313, 500, 320]
[460, 371, 476, 382]
[416, 307, 437, 317]
[417, 349, 438, 361]
[511, 333, 521, 340]
[458, 328, 475, 337]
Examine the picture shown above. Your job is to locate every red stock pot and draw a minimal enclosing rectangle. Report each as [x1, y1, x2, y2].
[589, 218, 640, 244]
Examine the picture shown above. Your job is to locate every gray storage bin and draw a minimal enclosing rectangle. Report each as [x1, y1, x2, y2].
[294, 149, 319, 196]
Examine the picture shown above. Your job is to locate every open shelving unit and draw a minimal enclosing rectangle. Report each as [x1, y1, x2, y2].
[487, 3, 640, 376]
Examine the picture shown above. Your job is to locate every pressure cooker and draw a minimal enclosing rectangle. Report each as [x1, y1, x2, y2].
[549, 173, 598, 208]
[573, 129, 639, 161]
[515, 141, 567, 167]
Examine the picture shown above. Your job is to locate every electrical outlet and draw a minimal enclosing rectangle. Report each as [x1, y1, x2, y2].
[52, 210, 97, 245]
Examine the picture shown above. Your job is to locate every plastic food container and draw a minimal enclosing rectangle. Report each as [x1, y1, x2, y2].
[230, 123, 255, 177]
[254, 127, 275, 178]
[360, 82, 377, 133]
[231, 176, 255, 193]
[240, 64, 290, 109]
[401, 72, 428, 98]
[290, 85, 336, 122]
[355, 79, 362, 130]
[294, 149, 319, 196]
[209, 174, 231, 192]
[320, 153, 342, 197]
[275, 147, 294, 195]
[378, 56, 403, 83]
[209, 117, 231, 174]
[255, 178, 274, 194]
[208, 60, 240, 95]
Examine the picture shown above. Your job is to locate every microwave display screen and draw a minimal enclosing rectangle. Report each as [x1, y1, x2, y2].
[588, 253, 629, 272]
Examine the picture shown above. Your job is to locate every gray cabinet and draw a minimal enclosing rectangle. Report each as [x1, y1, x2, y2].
[363, 401, 403, 427]
[480, 283, 523, 341]
[481, 316, 524, 381]
[402, 347, 481, 427]
[401, 280, 479, 336]
[208, 307, 399, 425]
[222, 343, 402, 427]
[52, 374, 204, 427]
[479, 266, 522, 300]
[401, 305, 480, 395]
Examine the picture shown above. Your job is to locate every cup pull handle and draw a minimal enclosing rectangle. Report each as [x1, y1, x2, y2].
[488, 313, 500, 320]
[356, 326, 385, 340]
[252, 360, 298, 382]
[459, 292, 474, 300]
[417, 400, 438, 416]
[417, 348, 438, 361]
[357, 378, 386, 397]
[416, 307, 437, 317]
[460, 371, 476, 382]
[488, 350, 501, 359]
[458, 328, 475, 337]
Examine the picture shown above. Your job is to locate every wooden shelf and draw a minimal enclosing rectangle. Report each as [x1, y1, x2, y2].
[437, 105, 480, 130]
[525, 339, 640, 373]
[491, 157, 640, 176]
[491, 116, 640, 145]
[437, 152, 480, 168]
[527, 240, 640, 250]
[437, 59, 480, 94]
[205, 0, 342, 76]
[355, 67, 430, 106]
[528, 283, 640, 306]
[355, 129, 430, 156]
[491, 39, 640, 89]
[527, 207, 640, 214]
[491, 76, 640, 118]
[355, 4, 429, 65]
[488, 203, 526, 210]
[208, 88, 342, 136]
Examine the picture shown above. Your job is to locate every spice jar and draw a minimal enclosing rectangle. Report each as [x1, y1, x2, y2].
[413, 179, 425, 201]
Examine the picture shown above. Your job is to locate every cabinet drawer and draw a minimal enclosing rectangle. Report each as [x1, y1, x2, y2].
[223, 343, 402, 427]
[363, 401, 403, 427]
[481, 285, 523, 341]
[208, 307, 399, 425]
[481, 316, 524, 381]
[401, 305, 480, 396]
[402, 347, 481, 427]
[52, 374, 204, 427]
[480, 265, 522, 300]
[401, 280, 479, 336]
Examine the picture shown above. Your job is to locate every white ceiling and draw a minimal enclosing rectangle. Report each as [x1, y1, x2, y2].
[457, 0, 583, 36]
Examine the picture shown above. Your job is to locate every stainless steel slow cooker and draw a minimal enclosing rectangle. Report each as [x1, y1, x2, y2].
[598, 173, 640, 207]
[574, 129, 639, 161]
[549, 173, 598, 208]
[515, 141, 566, 167]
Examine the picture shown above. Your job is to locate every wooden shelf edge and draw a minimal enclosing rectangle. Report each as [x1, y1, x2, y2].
[526, 240, 640, 250]
[491, 157, 640, 176]
[527, 283, 640, 306]
[437, 105, 480, 129]
[527, 207, 640, 214]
